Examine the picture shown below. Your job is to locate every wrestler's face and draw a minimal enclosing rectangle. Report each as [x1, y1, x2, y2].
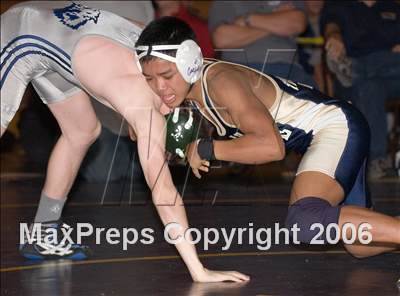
[142, 58, 190, 108]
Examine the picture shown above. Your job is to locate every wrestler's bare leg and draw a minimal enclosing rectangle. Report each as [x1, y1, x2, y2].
[42, 90, 101, 199]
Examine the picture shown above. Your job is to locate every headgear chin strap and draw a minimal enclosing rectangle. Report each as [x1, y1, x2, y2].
[136, 40, 203, 84]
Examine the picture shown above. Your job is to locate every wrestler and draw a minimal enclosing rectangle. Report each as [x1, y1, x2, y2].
[136, 17, 400, 258]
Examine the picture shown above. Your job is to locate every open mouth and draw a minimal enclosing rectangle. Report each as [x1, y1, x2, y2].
[161, 94, 176, 105]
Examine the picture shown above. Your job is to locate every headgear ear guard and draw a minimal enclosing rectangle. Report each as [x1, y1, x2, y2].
[136, 40, 203, 84]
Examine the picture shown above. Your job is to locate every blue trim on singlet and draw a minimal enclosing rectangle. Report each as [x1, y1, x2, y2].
[332, 103, 370, 203]
[1, 43, 71, 71]
[268, 75, 340, 105]
[0, 35, 73, 89]
[1, 35, 71, 61]
[1, 50, 73, 88]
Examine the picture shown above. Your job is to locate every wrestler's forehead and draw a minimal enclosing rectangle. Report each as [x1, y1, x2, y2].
[142, 58, 176, 74]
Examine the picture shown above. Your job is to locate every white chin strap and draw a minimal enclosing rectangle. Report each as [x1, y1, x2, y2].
[136, 44, 179, 63]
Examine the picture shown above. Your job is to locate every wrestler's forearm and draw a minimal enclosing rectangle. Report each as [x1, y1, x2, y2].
[144, 156, 205, 279]
[153, 194, 205, 279]
[133, 112, 205, 280]
[213, 133, 285, 164]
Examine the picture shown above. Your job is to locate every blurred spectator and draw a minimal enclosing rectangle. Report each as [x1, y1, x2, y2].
[321, 0, 400, 178]
[152, 1, 215, 58]
[208, 1, 315, 86]
[298, 0, 327, 91]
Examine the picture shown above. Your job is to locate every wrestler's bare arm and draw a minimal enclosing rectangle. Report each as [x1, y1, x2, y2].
[71, 35, 204, 273]
[208, 69, 285, 164]
[71, 36, 249, 282]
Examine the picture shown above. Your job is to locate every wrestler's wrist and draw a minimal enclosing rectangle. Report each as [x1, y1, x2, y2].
[188, 262, 206, 281]
[197, 138, 216, 161]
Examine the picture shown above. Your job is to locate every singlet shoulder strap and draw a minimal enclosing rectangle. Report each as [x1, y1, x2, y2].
[196, 60, 228, 136]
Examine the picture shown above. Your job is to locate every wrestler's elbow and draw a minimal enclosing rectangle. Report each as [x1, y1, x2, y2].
[257, 137, 285, 163]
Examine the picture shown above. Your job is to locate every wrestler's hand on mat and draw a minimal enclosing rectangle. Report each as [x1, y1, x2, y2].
[186, 141, 210, 179]
[193, 268, 250, 283]
[188, 282, 248, 295]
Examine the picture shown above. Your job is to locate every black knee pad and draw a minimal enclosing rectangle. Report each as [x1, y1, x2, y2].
[285, 197, 341, 244]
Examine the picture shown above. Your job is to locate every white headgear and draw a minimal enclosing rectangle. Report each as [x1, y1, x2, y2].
[136, 40, 203, 84]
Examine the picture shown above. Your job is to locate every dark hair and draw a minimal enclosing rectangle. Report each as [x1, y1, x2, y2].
[135, 16, 197, 63]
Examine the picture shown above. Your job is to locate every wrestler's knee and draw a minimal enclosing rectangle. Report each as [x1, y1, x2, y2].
[64, 119, 102, 148]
